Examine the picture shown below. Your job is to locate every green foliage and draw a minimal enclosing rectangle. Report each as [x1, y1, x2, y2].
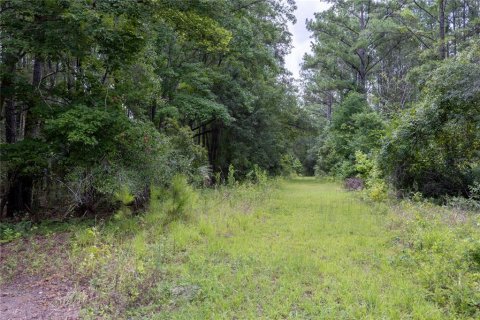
[166, 175, 197, 221]
[315, 93, 385, 178]
[114, 186, 134, 206]
[446, 182, 480, 211]
[45, 105, 126, 165]
[302, 0, 479, 203]
[161, 121, 209, 185]
[1, 0, 296, 218]
[0, 225, 22, 244]
[353, 150, 374, 180]
[354, 151, 387, 201]
[44, 106, 182, 210]
[391, 200, 480, 317]
[171, 94, 233, 124]
[163, 8, 232, 53]
[469, 181, 480, 201]
[227, 164, 236, 187]
[246, 164, 268, 185]
[74, 227, 98, 248]
[0, 139, 50, 176]
[380, 45, 480, 197]
[280, 154, 303, 177]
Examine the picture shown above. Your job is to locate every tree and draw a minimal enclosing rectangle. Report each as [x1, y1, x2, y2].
[380, 42, 480, 197]
[315, 92, 384, 177]
[0, 0, 299, 218]
[302, 0, 479, 199]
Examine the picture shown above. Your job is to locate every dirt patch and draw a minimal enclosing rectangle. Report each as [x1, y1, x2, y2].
[1, 233, 72, 281]
[0, 234, 87, 319]
[0, 276, 80, 319]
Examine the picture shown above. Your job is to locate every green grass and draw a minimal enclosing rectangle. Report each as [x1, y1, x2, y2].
[3, 178, 478, 319]
[109, 178, 477, 319]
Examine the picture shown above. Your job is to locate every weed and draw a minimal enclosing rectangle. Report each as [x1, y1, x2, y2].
[0, 227, 21, 243]
[390, 199, 480, 317]
[3, 178, 478, 319]
[227, 164, 236, 187]
[114, 185, 135, 206]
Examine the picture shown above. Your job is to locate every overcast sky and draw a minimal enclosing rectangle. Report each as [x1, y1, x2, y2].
[285, 0, 331, 79]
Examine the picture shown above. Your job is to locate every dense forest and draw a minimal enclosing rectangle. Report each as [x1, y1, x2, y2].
[1, 0, 478, 220]
[301, 0, 480, 201]
[1, 0, 302, 218]
[1, 0, 480, 319]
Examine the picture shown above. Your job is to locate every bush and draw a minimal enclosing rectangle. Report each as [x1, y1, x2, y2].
[227, 164, 236, 187]
[367, 180, 387, 201]
[247, 164, 268, 185]
[344, 177, 364, 191]
[354, 150, 374, 180]
[166, 175, 198, 221]
[446, 182, 480, 211]
[314, 93, 384, 179]
[2, 105, 210, 219]
[0, 225, 22, 243]
[280, 154, 303, 176]
[380, 48, 480, 198]
[392, 202, 480, 317]
[352, 151, 388, 201]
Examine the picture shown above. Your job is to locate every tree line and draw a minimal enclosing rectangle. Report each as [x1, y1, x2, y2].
[2, 0, 478, 220]
[0, 0, 302, 219]
[301, 0, 479, 200]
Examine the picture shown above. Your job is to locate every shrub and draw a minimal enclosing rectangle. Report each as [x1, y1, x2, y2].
[280, 154, 303, 176]
[367, 180, 387, 201]
[354, 150, 374, 180]
[392, 202, 480, 317]
[0, 226, 22, 243]
[166, 175, 197, 221]
[247, 164, 268, 185]
[447, 197, 480, 212]
[227, 164, 236, 187]
[114, 186, 135, 206]
[352, 151, 388, 201]
[380, 48, 480, 198]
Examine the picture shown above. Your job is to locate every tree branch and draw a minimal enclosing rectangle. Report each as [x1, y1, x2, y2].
[412, 0, 437, 21]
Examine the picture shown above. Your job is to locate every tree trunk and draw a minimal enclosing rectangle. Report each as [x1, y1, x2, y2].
[439, 0, 446, 59]
[22, 56, 44, 213]
[2, 55, 43, 217]
[26, 56, 43, 138]
[462, 0, 466, 40]
[4, 99, 17, 145]
[150, 100, 157, 122]
[357, 3, 368, 93]
[1, 52, 20, 217]
[452, 10, 456, 56]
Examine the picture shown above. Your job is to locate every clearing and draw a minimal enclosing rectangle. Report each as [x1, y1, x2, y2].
[1, 178, 476, 319]
[135, 178, 451, 318]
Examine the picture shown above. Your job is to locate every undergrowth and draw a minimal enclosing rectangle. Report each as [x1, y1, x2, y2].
[389, 200, 480, 318]
[1, 178, 479, 319]
[73, 179, 275, 318]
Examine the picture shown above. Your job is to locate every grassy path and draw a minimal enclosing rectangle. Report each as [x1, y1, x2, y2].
[1, 178, 475, 319]
[153, 178, 446, 319]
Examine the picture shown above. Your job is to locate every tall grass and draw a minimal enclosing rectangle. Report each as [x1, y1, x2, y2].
[72, 178, 276, 318]
[75, 178, 479, 319]
[1, 178, 478, 319]
[389, 199, 480, 317]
